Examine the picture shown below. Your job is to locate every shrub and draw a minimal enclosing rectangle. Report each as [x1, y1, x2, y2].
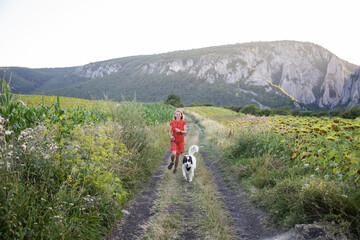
[259, 108, 274, 116]
[342, 106, 360, 119]
[164, 94, 184, 107]
[240, 104, 261, 115]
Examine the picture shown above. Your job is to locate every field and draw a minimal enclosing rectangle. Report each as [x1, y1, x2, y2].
[1, 83, 175, 239]
[2, 81, 360, 238]
[187, 106, 360, 236]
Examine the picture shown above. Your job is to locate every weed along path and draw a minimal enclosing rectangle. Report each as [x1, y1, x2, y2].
[108, 118, 277, 240]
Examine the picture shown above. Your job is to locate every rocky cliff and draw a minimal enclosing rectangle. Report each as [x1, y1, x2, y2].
[332, 67, 360, 109]
[72, 41, 357, 108]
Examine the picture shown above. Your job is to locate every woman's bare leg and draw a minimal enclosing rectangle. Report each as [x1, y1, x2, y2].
[171, 151, 176, 162]
[174, 153, 180, 170]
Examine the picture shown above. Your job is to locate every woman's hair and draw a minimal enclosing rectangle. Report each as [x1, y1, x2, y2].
[173, 110, 184, 120]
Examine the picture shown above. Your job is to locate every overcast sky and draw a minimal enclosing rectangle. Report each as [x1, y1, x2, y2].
[0, 0, 359, 68]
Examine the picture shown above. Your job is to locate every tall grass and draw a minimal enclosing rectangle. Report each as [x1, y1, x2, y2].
[188, 106, 360, 238]
[0, 79, 173, 239]
[228, 128, 359, 236]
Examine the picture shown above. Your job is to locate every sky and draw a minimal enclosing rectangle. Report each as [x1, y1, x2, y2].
[0, 0, 359, 68]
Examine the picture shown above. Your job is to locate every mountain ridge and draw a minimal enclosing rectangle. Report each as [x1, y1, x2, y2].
[1, 40, 358, 109]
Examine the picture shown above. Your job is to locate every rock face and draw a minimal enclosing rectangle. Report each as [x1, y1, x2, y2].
[74, 62, 121, 79]
[139, 41, 356, 108]
[332, 67, 360, 109]
[71, 41, 358, 108]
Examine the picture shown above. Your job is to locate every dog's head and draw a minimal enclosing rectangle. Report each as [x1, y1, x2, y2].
[182, 155, 193, 170]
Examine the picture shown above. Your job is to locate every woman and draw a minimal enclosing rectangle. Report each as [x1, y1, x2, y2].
[168, 109, 187, 174]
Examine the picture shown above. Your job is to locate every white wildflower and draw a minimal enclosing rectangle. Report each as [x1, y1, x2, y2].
[20, 144, 27, 151]
[5, 130, 13, 136]
[304, 163, 309, 167]
[315, 167, 319, 171]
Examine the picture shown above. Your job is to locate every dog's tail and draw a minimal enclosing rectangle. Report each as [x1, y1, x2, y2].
[188, 145, 199, 156]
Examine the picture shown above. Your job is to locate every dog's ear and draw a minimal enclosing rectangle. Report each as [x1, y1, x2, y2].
[189, 156, 193, 164]
[183, 156, 187, 164]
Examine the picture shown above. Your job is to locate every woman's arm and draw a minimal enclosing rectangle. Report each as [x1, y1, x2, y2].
[181, 123, 187, 134]
[169, 126, 175, 140]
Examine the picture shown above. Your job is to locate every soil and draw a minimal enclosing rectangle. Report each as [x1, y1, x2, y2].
[107, 152, 170, 240]
[199, 150, 277, 239]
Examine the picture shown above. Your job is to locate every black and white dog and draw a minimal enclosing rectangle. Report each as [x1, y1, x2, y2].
[182, 145, 199, 182]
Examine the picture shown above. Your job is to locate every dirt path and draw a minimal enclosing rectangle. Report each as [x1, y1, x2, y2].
[108, 118, 277, 240]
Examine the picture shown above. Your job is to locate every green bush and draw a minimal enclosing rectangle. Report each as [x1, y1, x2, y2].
[259, 108, 274, 116]
[240, 104, 261, 115]
[342, 106, 360, 119]
[164, 94, 184, 107]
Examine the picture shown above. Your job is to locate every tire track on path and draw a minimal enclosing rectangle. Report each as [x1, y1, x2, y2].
[108, 151, 170, 240]
[196, 121, 278, 240]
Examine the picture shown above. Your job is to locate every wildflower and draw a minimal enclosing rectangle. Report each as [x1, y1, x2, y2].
[20, 144, 27, 151]
[8, 144, 13, 149]
[304, 163, 309, 167]
[5, 130, 13, 136]
[315, 167, 319, 171]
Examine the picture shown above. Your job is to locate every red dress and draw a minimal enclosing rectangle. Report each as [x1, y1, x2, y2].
[170, 119, 186, 154]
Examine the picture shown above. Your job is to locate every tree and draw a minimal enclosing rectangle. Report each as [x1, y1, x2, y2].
[241, 104, 261, 115]
[164, 94, 184, 107]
